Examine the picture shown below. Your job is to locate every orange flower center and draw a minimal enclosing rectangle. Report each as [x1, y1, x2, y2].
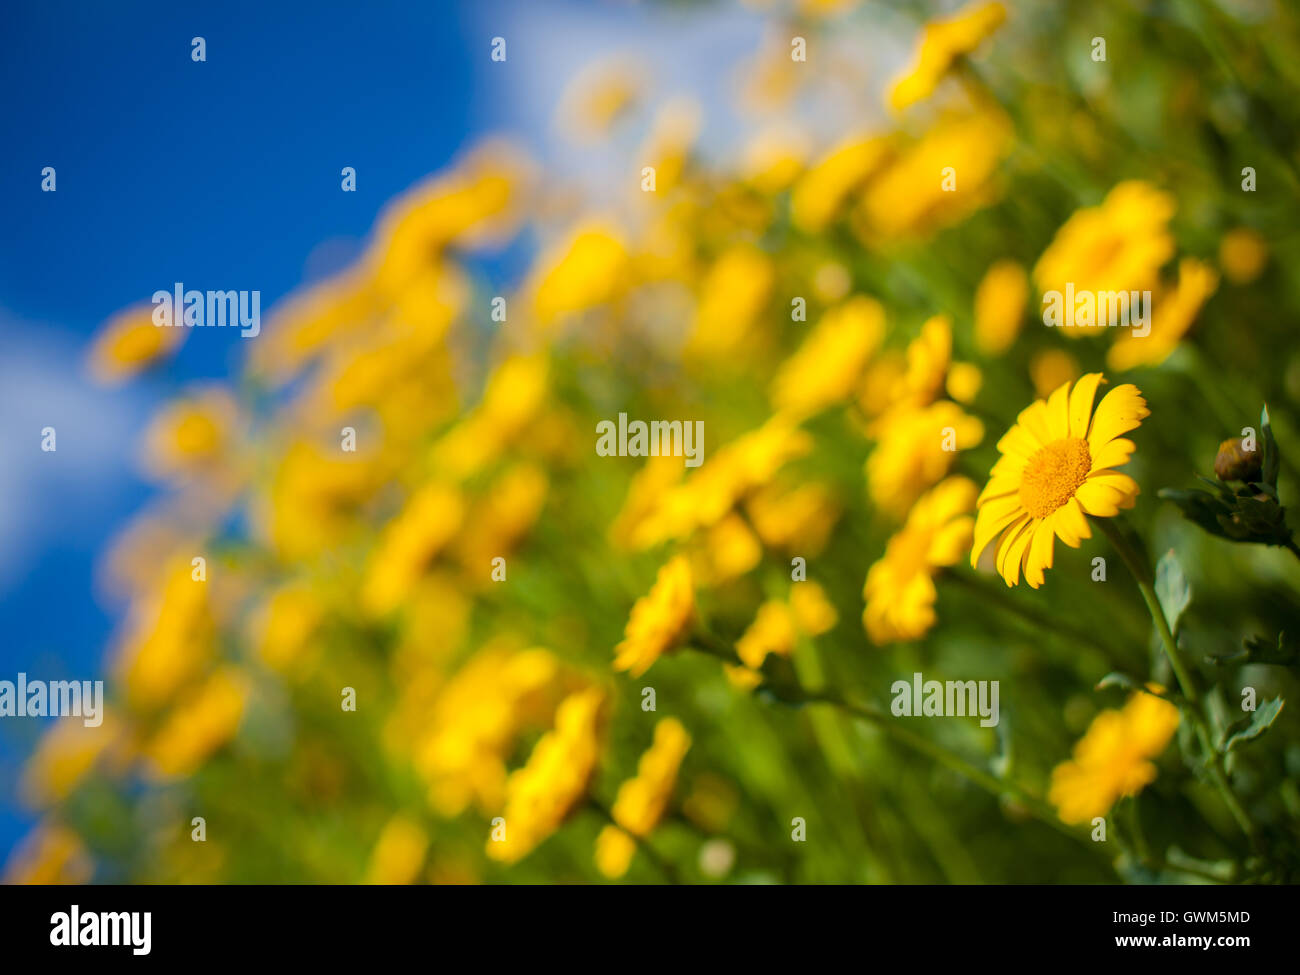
[1019, 437, 1092, 519]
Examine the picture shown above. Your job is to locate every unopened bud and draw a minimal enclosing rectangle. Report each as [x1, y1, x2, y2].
[1214, 437, 1262, 482]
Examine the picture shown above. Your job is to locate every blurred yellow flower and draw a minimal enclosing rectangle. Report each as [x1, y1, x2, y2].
[1029, 347, 1079, 398]
[638, 97, 701, 195]
[432, 354, 550, 480]
[688, 244, 774, 356]
[740, 123, 810, 194]
[594, 824, 639, 879]
[145, 666, 249, 780]
[115, 560, 214, 711]
[1034, 181, 1176, 332]
[791, 135, 890, 233]
[364, 815, 429, 885]
[972, 374, 1147, 587]
[888, 1, 1007, 112]
[370, 140, 531, 292]
[625, 416, 813, 549]
[141, 388, 239, 482]
[455, 463, 549, 579]
[745, 481, 840, 555]
[946, 361, 983, 404]
[595, 717, 691, 878]
[791, 580, 839, 635]
[863, 476, 975, 644]
[896, 314, 953, 408]
[530, 221, 630, 326]
[23, 718, 119, 807]
[264, 441, 379, 560]
[557, 56, 645, 142]
[867, 400, 983, 518]
[417, 647, 564, 817]
[3, 822, 93, 884]
[1049, 687, 1179, 824]
[613, 556, 696, 677]
[1108, 258, 1218, 371]
[252, 582, 323, 676]
[87, 302, 185, 384]
[858, 108, 1011, 239]
[1218, 227, 1268, 285]
[695, 513, 762, 585]
[362, 482, 465, 617]
[488, 686, 607, 864]
[974, 259, 1028, 355]
[771, 296, 886, 417]
[736, 600, 797, 669]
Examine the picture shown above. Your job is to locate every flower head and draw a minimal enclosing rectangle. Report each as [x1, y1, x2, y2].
[487, 686, 607, 864]
[87, 303, 185, 385]
[1048, 687, 1179, 824]
[613, 556, 696, 676]
[596, 717, 691, 878]
[972, 373, 1148, 587]
[887, 1, 1007, 113]
[863, 476, 976, 643]
[1034, 181, 1175, 332]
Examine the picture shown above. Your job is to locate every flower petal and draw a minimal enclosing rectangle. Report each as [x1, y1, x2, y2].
[1024, 518, 1057, 588]
[1068, 372, 1105, 439]
[1087, 383, 1149, 450]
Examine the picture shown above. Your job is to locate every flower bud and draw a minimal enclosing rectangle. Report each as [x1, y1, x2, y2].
[1214, 437, 1262, 482]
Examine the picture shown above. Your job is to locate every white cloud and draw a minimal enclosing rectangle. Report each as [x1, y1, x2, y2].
[0, 314, 151, 592]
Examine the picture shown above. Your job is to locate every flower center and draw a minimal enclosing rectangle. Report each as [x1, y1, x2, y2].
[1019, 437, 1092, 519]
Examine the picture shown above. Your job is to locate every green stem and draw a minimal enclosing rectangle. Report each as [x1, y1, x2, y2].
[691, 629, 1098, 850]
[797, 687, 1087, 846]
[1096, 517, 1260, 848]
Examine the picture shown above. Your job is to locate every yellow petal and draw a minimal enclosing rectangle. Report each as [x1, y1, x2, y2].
[1024, 518, 1057, 588]
[997, 518, 1035, 586]
[972, 502, 1025, 567]
[1052, 497, 1091, 547]
[1089, 438, 1135, 472]
[1068, 373, 1105, 439]
[1087, 384, 1149, 450]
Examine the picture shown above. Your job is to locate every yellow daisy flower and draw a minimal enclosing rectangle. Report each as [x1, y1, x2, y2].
[971, 373, 1148, 588]
[1048, 687, 1179, 824]
[87, 303, 186, 385]
[1218, 227, 1268, 285]
[974, 258, 1028, 356]
[866, 400, 983, 518]
[613, 556, 696, 677]
[1107, 258, 1219, 372]
[863, 476, 976, 644]
[487, 686, 607, 864]
[770, 296, 886, 418]
[887, 1, 1007, 113]
[595, 717, 691, 879]
[1033, 181, 1175, 333]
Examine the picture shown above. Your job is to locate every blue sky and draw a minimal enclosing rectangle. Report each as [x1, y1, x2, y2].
[0, 0, 493, 857]
[0, 0, 776, 861]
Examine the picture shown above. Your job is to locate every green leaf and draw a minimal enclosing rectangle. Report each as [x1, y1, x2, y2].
[1261, 404, 1280, 490]
[1095, 672, 1139, 693]
[1159, 487, 1232, 540]
[1220, 697, 1285, 752]
[1155, 550, 1191, 636]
